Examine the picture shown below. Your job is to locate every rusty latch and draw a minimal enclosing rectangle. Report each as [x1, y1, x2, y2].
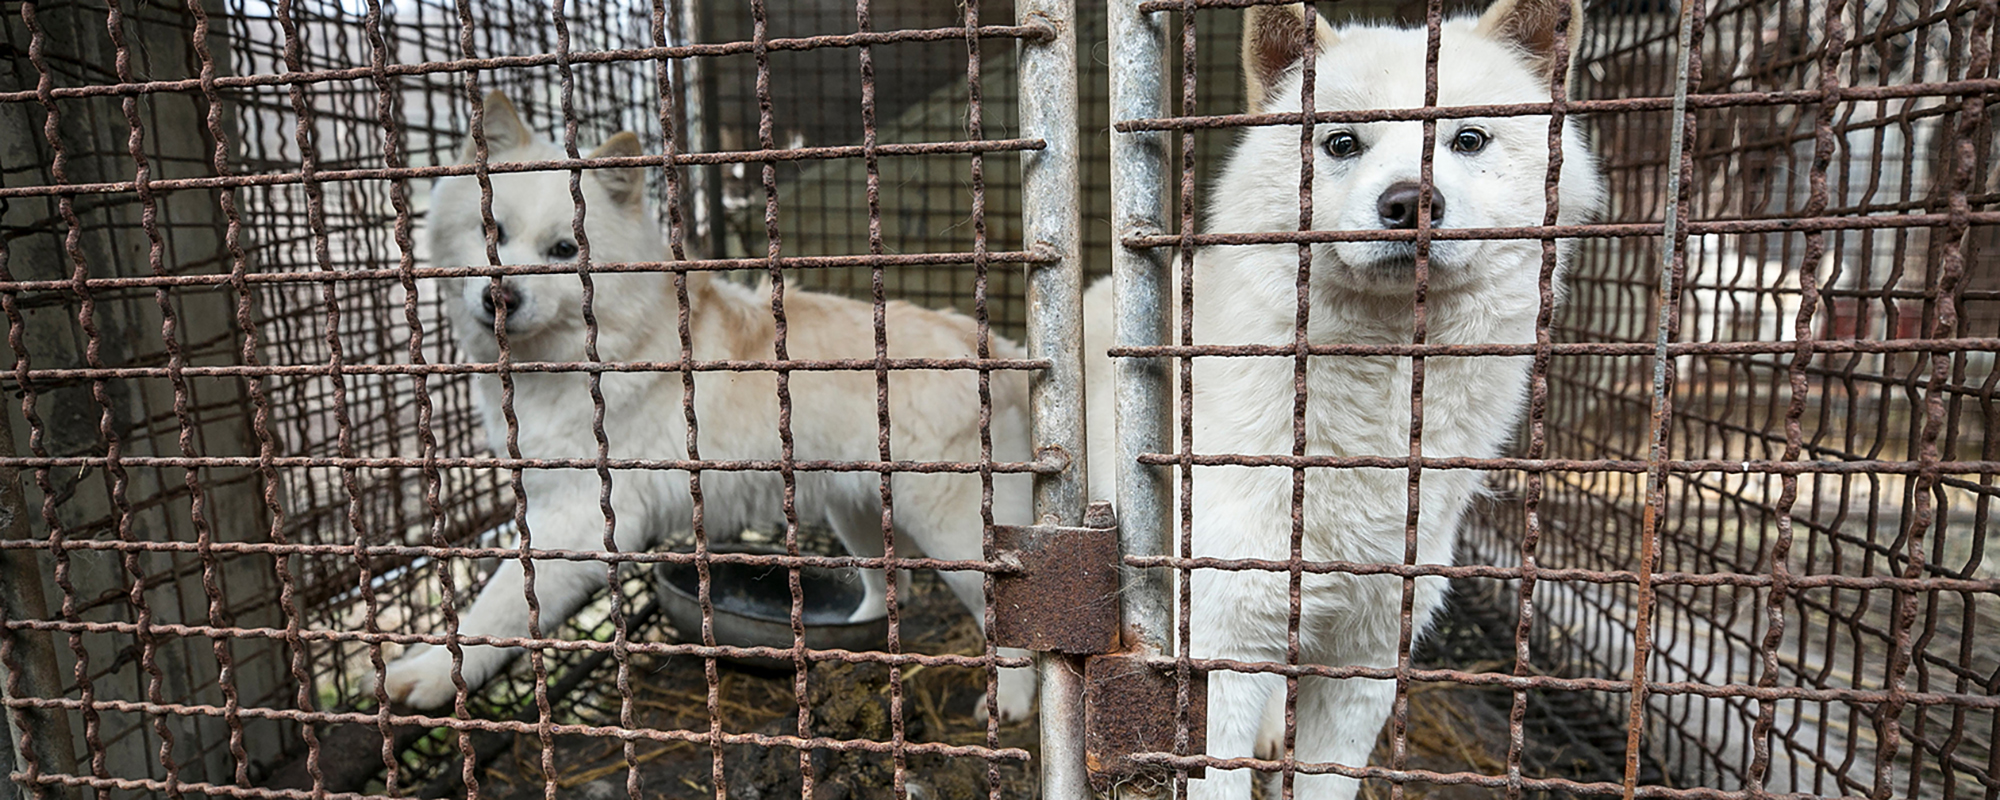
[991, 500, 1120, 654]
[1084, 654, 1207, 786]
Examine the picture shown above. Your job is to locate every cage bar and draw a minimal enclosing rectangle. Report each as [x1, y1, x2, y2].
[1016, 0, 1090, 796]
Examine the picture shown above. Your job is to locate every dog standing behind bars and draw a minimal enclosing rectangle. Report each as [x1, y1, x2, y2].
[381, 93, 1037, 719]
[1082, 2, 1604, 797]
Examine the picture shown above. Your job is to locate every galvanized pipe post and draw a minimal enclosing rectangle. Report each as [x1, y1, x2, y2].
[1107, 0, 1174, 665]
[1104, 0, 1176, 792]
[1107, 3, 1176, 796]
[1017, 0, 1087, 796]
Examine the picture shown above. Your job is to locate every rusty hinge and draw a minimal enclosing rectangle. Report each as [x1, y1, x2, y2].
[991, 500, 1120, 654]
[1085, 654, 1207, 786]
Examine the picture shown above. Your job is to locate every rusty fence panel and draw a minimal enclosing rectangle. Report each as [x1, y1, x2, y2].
[3, 0, 1999, 798]
[1, 0, 1076, 797]
[1100, 0, 1999, 798]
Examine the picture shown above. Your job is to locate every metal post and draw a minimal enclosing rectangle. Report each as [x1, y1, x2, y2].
[1629, 1, 1700, 792]
[1108, 2, 1174, 795]
[673, 0, 715, 257]
[1018, 0, 1086, 796]
[1107, 0, 1173, 665]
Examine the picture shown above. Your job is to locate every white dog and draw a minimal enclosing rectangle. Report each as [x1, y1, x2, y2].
[1083, 2, 1604, 797]
[384, 93, 1036, 720]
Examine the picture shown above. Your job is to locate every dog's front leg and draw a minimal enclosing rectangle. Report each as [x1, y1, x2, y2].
[1289, 672, 1395, 800]
[1186, 566, 1290, 800]
[1189, 654, 1286, 799]
[383, 474, 636, 709]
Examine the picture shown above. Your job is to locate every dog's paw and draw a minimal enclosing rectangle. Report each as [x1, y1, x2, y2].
[847, 598, 887, 624]
[847, 570, 894, 623]
[973, 662, 1038, 724]
[972, 695, 1035, 725]
[990, 688, 1035, 724]
[381, 645, 464, 710]
[1254, 687, 1286, 759]
[1255, 719, 1283, 761]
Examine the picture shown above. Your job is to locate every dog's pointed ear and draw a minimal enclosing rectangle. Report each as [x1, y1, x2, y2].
[1242, 3, 1338, 113]
[587, 131, 647, 207]
[1475, 0, 1586, 85]
[460, 91, 533, 163]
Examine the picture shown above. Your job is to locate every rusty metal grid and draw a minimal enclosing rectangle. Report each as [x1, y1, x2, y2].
[0, 0, 1080, 796]
[1103, 0, 1999, 799]
[6, 0, 1999, 798]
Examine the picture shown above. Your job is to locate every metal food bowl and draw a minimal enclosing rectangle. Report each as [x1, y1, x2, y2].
[652, 543, 888, 669]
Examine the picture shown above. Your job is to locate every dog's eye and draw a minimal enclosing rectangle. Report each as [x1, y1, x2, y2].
[489, 222, 508, 246]
[1452, 128, 1489, 154]
[546, 240, 579, 260]
[1323, 132, 1362, 158]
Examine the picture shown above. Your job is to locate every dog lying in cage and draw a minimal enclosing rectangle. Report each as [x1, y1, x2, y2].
[380, 92, 1037, 721]
[1082, 0, 1605, 797]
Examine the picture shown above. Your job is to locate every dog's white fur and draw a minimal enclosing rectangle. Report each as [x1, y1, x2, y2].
[383, 95, 1035, 719]
[1082, 2, 1604, 797]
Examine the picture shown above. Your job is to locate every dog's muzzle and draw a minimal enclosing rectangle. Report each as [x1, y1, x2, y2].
[1377, 182, 1445, 230]
[1353, 183, 1454, 273]
[477, 282, 519, 322]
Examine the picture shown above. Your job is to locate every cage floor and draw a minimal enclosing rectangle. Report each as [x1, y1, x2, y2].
[1349, 578, 1668, 800]
[389, 574, 1652, 800]
[455, 568, 1038, 800]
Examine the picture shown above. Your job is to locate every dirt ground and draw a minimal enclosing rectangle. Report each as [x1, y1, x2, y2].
[1345, 578, 1650, 800]
[434, 575, 1648, 800]
[472, 569, 1037, 800]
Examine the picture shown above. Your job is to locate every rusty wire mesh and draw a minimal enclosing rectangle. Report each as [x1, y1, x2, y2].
[0, 0, 1068, 796]
[4, 0, 1998, 798]
[1496, 0, 2000, 794]
[1103, 0, 1998, 797]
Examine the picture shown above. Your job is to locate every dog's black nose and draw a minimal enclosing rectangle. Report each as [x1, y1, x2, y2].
[1377, 182, 1444, 229]
[481, 283, 519, 317]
